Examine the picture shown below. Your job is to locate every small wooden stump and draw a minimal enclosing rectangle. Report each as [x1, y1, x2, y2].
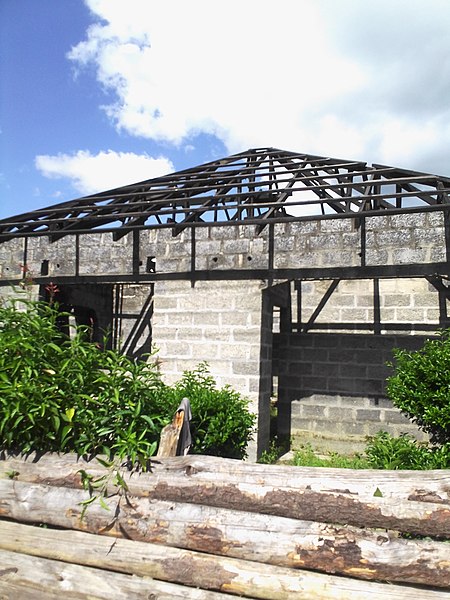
[156, 410, 185, 457]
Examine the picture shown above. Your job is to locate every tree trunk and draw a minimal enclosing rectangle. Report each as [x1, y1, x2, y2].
[0, 522, 448, 600]
[0, 479, 449, 588]
[2, 454, 449, 504]
[5, 459, 448, 537]
[0, 546, 232, 600]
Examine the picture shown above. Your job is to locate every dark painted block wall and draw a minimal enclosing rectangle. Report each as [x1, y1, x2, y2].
[273, 332, 429, 440]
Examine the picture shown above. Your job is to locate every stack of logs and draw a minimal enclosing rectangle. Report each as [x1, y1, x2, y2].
[0, 453, 449, 599]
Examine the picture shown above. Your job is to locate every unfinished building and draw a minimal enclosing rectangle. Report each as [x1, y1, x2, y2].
[1, 147, 449, 458]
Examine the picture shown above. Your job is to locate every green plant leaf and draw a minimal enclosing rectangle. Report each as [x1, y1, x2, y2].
[96, 457, 114, 469]
[99, 496, 110, 511]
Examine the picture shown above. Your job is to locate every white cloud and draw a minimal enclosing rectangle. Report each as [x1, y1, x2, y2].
[68, 0, 450, 175]
[35, 150, 174, 195]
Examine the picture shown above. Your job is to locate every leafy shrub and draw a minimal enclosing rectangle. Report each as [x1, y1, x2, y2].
[365, 431, 432, 469]
[164, 363, 256, 459]
[257, 437, 289, 464]
[0, 299, 255, 462]
[365, 431, 450, 469]
[427, 442, 450, 468]
[0, 298, 169, 465]
[386, 332, 450, 445]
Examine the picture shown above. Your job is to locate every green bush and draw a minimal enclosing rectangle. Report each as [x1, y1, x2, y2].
[0, 298, 168, 464]
[165, 363, 256, 459]
[257, 437, 289, 464]
[0, 298, 255, 462]
[365, 431, 432, 469]
[386, 332, 450, 445]
[365, 431, 450, 469]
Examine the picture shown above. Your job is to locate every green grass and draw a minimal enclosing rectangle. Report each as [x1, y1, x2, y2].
[289, 444, 371, 469]
[257, 437, 289, 464]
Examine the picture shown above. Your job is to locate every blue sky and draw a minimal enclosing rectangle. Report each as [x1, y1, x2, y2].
[2, 0, 450, 220]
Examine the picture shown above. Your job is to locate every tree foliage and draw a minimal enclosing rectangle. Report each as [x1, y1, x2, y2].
[0, 298, 255, 463]
[386, 331, 450, 446]
[166, 363, 256, 459]
[364, 431, 450, 469]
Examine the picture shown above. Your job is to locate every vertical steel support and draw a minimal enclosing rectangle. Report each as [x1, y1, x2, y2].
[75, 234, 80, 277]
[444, 207, 450, 264]
[360, 216, 366, 267]
[22, 237, 28, 275]
[132, 229, 140, 277]
[295, 280, 302, 333]
[190, 226, 196, 288]
[268, 223, 275, 287]
[373, 278, 381, 334]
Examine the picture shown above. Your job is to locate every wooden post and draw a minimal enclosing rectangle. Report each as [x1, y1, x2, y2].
[156, 410, 185, 457]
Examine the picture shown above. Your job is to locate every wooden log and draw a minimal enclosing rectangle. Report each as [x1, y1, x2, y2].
[142, 477, 450, 537]
[11, 459, 448, 538]
[2, 455, 450, 537]
[0, 548, 232, 600]
[2, 454, 450, 504]
[0, 522, 448, 600]
[1, 480, 449, 588]
[157, 410, 184, 457]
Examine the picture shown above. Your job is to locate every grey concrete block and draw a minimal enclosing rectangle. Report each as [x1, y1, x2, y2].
[290, 419, 314, 432]
[274, 236, 295, 252]
[193, 312, 220, 326]
[339, 364, 367, 378]
[222, 239, 251, 254]
[365, 249, 390, 265]
[191, 343, 219, 359]
[356, 408, 382, 422]
[232, 360, 260, 375]
[342, 421, 365, 435]
[299, 405, 327, 419]
[328, 407, 356, 421]
[309, 233, 343, 250]
[313, 362, 340, 377]
[369, 398, 393, 409]
[332, 378, 361, 394]
[390, 213, 426, 228]
[302, 376, 329, 391]
[382, 409, 412, 425]
[364, 422, 389, 436]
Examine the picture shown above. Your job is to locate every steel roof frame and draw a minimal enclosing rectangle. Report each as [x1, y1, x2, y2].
[1, 147, 449, 242]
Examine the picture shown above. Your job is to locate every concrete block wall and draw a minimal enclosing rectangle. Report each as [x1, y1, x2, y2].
[296, 277, 444, 333]
[273, 220, 361, 269]
[289, 395, 429, 454]
[365, 213, 446, 266]
[0, 212, 446, 280]
[274, 332, 430, 453]
[0, 237, 27, 280]
[0, 212, 447, 458]
[151, 279, 272, 459]
[30, 235, 77, 277]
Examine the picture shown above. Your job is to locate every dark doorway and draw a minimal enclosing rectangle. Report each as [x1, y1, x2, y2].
[40, 283, 114, 348]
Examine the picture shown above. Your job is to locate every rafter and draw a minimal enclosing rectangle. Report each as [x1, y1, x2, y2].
[1, 147, 450, 242]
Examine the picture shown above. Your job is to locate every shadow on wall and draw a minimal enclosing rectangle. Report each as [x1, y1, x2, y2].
[39, 282, 154, 361]
[272, 332, 430, 440]
[119, 288, 154, 360]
